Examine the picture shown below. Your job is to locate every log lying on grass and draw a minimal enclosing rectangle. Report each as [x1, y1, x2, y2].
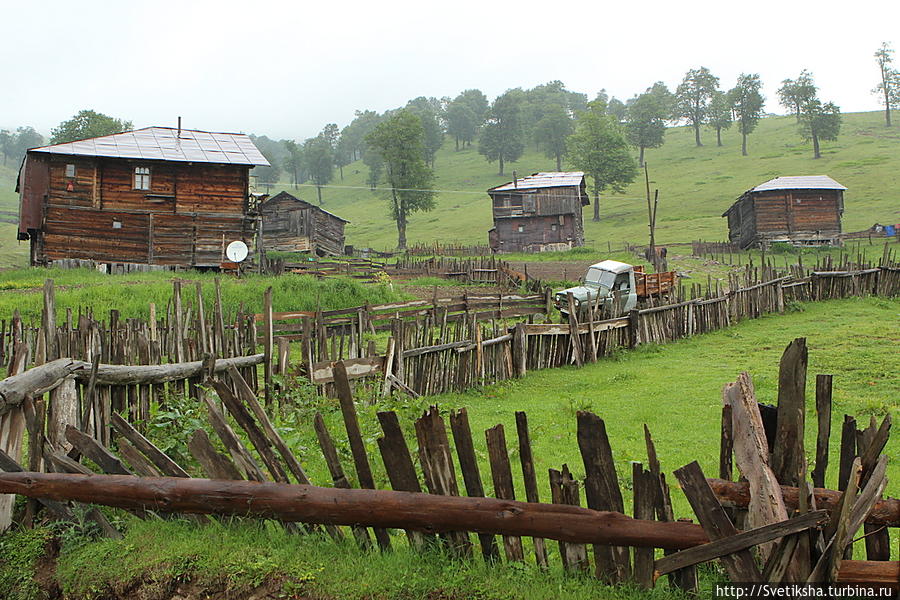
[0, 471, 710, 550]
[707, 478, 900, 528]
[0, 355, 265, 416]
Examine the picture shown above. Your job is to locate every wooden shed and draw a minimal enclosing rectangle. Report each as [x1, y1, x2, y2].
[722, 175, 846, 249]
[258, 192, 348, 256]
[487, 172, 589, 253]
[16, 126, 268, 268]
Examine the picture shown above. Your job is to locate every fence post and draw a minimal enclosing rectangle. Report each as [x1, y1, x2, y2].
[628, 309, 640, 349]
[513, 323, 526, 378]
[263, 287, 274, 407]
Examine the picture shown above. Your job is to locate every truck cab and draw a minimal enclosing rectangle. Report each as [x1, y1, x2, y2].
[555, 260, 638, 317]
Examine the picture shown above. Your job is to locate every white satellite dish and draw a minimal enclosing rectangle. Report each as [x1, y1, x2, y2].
[225, 240, 249, 263]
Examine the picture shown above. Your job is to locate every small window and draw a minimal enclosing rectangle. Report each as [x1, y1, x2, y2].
[65, 164, 76, 178]
[517, 225, 524, 233]
[134, 166, 151, 190]
[551, 224, 558, 231]
[558, 215, 565, 225]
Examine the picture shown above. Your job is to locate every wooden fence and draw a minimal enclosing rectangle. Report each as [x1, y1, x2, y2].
[0, 343, 895, 592]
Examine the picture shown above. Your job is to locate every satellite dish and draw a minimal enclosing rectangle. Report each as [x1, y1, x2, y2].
[225, 240, 249, 263]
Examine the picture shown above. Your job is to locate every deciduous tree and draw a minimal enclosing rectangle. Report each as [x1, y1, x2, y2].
[729, 74, 764, 156]
[675, 67, 719, 146]
[50, 110, 132, 144]
[799, 98, 841, 159]
[533, 105, 573, 170]
[479, 89, 525, 175]
[706, 91, 732, 147]
[445, 99, 478, 150]
[405, 97, 444, 167]
[777, 70, 816, 122]
[282, 140, 304, 188]
[365, 110, 436, 249]
[873, 42, 900, 127]
[303, 135, 334, 204]
[567, 101, 638, 222]
[625, 82, 673, 166]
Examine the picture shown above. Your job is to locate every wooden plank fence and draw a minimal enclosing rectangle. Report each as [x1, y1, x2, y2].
[0, 342, 895, 592]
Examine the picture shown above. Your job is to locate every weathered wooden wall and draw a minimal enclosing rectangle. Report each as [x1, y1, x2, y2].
[259, 193, 346, 256]
[489, 185, 586, 253]
[23, 155, 255, 267]
[726, 189, 843, 249]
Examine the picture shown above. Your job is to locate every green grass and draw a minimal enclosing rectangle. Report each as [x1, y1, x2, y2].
[55, 518, 693, 600]
[272, 111, 900, 251]
[0, 268, 408, 322]
[0, 527, 52, 600]
[273, 297, 898, 534]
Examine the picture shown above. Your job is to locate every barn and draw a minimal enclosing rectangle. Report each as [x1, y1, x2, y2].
[722, 175, 846, 250]
[487, 172, 589, 253]
[16, 126, 268, 269]
[258, 191, 348, 256]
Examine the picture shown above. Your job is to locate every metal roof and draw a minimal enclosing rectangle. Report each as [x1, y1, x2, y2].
[488, 172, 585, 192]
[750, 175, 846, 193]
[28, 127, 270, 167]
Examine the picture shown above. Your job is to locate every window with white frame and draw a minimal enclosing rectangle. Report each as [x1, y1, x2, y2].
[65, 164, 76, 178]
[134, 166, 151, 190]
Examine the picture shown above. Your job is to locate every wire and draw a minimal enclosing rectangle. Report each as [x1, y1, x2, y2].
[281, 181, 648, 201]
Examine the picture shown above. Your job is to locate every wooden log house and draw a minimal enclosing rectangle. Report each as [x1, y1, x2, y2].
[258, 191, 348, 256]
[487, 172, 589, 253]
[722, 176, 846, 250]
[16, 126, 269, 268]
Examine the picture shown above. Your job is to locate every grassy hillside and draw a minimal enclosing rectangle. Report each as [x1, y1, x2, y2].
[276, 110, 900, 250]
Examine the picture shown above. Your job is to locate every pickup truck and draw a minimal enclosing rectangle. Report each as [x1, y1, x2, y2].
[554, 260, 677, 317]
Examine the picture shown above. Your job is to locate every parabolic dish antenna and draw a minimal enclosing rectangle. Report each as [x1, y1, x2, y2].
[225, 240, 249, 263]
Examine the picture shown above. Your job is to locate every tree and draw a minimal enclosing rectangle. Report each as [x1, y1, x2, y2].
[777, 70, 817, 121]
[14, 127, 45, 161]
[456, 89, 490, 124]
[303, 135, 334, 204]
[567, 101, 638, 222]
[606, 98, 627, 122]
[532, 105, 573, 170]
[479, 89, 525, 175]
[799, 99, 841, 159]
[445, 99, 478, 150]
[249, 135, 286, 187]
[728, 74, 764, 156]
[363, 148, 382, 190]
[50, 109, 132, 144]
[706, 91, 732, 147]
[365, 110, 436, 249]
[282, 140, 304, 188]
[0, 130, 13, 166]
[675, 67, 719, 146]
[334, 132, 353, 181]
[873, 42, 900, 127]
[625, 82, 673, 166]
[405, 97, 444, 167]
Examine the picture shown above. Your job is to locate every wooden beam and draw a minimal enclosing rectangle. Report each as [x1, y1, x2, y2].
[0, 471, 713, 549]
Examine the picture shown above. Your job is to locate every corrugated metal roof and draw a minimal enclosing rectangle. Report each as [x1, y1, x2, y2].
[750, 175, 846, 192]
[489, 171, 585, 192]
[28, 127, 270, 167]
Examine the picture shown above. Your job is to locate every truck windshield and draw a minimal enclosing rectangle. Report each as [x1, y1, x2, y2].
[585, 268, 616, 289]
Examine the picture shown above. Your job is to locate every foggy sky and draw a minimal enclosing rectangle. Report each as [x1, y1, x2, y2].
[3, 0, 898, 140]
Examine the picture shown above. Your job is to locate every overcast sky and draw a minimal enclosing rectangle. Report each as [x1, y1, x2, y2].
[3, 0, 899, 140]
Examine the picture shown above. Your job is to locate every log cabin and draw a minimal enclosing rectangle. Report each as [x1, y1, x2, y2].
[258, 191, 348, 256]
[487, 172, 589, 253]
[16, 126, 269, 268]
[722, 175, 846, 249]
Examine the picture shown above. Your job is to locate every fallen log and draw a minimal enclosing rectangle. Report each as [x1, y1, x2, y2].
[707, 478, 900, 528]
[0, 471, 710, 550]
[0, 355, 266, 416]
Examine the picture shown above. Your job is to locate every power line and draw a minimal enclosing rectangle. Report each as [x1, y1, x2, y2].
[282, 182, 648, 202]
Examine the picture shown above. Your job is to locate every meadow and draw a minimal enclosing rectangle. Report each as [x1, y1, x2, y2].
[267, 110, 900, 251]
[1, 294, 890, 600]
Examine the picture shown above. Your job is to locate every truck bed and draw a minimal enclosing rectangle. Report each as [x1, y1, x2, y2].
[633, 266, 677, 297]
